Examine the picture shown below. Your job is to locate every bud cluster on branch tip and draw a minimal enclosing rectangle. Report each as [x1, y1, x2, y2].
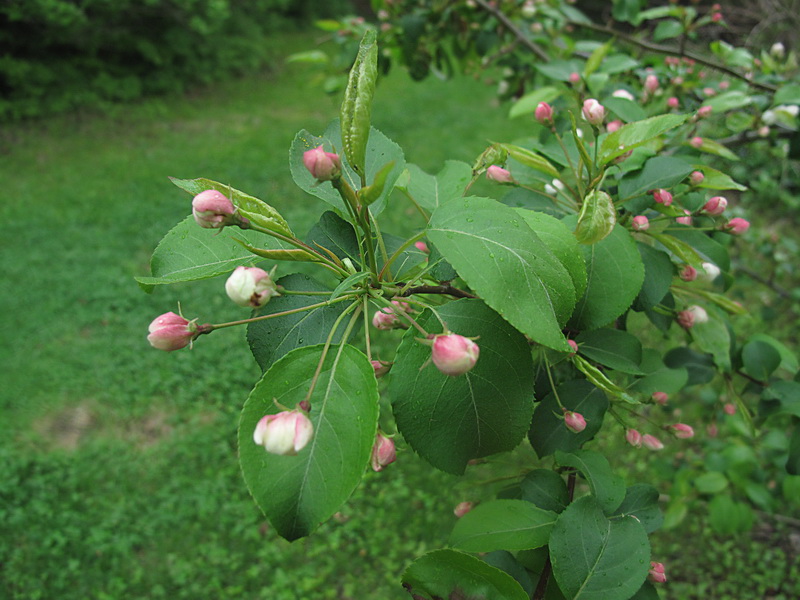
[371, 432, 397, 472]
[676, 209, 693, 226]
[564, 410, 587, 433]
[652, 391, 669, 405]
[192, 190, 236, 229]
[680, 265, 698, 282]
[147, 312, 199, 351]
[648, 562, 667, 584]
[486, 165, 514, 184]
[677, 305, 709, 330]
[454, 501, 474, 518]
[652, 188, 673, 206]
[225, 266, 280, 308]
[724, 217, 750, 235]
[626, 429, 643, 447]
[371, 360, 391, 378]
[632, 215, 650, 231]
[702, 196, 727, 215]
[372, 300, 412, 330]
[303, 145, 341, 181]
[582, 98, 606, 126]
[668, 423, 695, 439]
[642, 434, 665, 451]
[535, 101, 554, 125]
[253, 410, 313, 456]
[432, 333, 480, 376]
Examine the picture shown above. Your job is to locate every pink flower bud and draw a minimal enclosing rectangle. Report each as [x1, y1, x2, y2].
[758, 125, 770, 137]
[486, 165, 513, 184]
[564, 411, 587, 433]
[680, 265, 698, 282]
[303, 145, 342, 181]
[720, 80, 730, 90]
[606, 119, 623, 133]
[372, 309, 400, 330]
[371, 360, 391, 378]
[649, 562, 667, 584]
[723, 402, 736, 415]
[644, 74, 659, 94]
[454, 501, 474, 518]
[703, 87, 716, 97]
[724, 217, 750, 235]
[676, 209, 693, 225]
[671, 76, 684, 85]
[652, 188, 673, 206]
[582, 98, 606, 126]
[371, 432, 397, 471]
[642, 434, 665, 450]
[652, 391, 669, 405]
[253, 410, 314, 456]
[414, 241, 430, 253]
[626, 429, 643, 447]
[689, 170, 705, 185]
[192, 190, 236, 229]
[669, 423, 695, 439]
[567, 339, 579, 355]
[535, 101, 554, 124]
[690, 136, 704, 149]
[225, 266, 279, 308]
[697, 105, 713, 118]
[147, 312, 198, 351]
[702, 196, 728, 215]
[677, 305, 709, 329]
[667, 96, 680, 109]
[631, 215, 650, 231]
[707, 423, 719, 437]
[711, 11, 723, 22]
[569, 72, 581, 84]
[665, 56, 680, 67]
[432, 334, 480, 376]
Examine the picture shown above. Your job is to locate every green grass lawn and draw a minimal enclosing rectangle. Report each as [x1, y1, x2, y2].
[1, 30, 798, 600]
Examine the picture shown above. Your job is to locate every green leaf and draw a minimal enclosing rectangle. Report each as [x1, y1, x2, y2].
[691, 311, 732, 372]
[358, 160, 395, 206]
[668, 228, 731, 271]
[707, 495, 754, 534]
[403, 161, 472, 212]
[703, 90, 753, 113]
[742, 340, 782, 381]
[535, 59, 585, 82]
[761, 381, 800, 419]
[329, 271, 371, 301]
[572, 355, 635, 402]
[630, 348, 689, 395]
[238, 344, 379, 541]
[787, 427, 800, 475]
[550, 496, 650, 600]
[695, 471, 729, 494]
[501, 144, 562, 179]
[389, 300, 535, 475]
[653, 18, 684, 41]
[568, 223, 645, 331]
[576, 329, 643, 374]
[598, 54, 640, 75]
[601, 97, 647, 123]
[648, 232, 703, 267]
[285, 50, 330, 64]
[136, 215, 291, 289]
[429, 197, 576, 351]
[169, 177, 294, 237]
[449, 500, 558, 552]
[632, 243, 673, 311]
[748, 334, 799, 373]
[520, 469, 570, 513]
[585, 40, 613, 77]
[618, 156, 694, 201]
[340, 29, 378, 174]
[601, 114, 688, 163]
[402, 549, 529, 600]
[691, 137, 739, 161]
[774, 83, 800, 105]
[509, 86, 562, 119]
[575, 190, 616, 244]
[247, 274, 356, 372]
[529, 380, 608, 458]
[555, 450, 626, 514]
[694, 165, 747, 191]
[612, 484, 663, 533]
[664, 347, 716, 386]
[306, 211, 360, 262]
[483, 552, 535, 598]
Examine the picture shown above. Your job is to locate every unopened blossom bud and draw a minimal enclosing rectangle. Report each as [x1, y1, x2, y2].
[564, 411, 587, 433]
[569, 72, 581, 84]
[567, 339, 579, 355]
[689, 170, 705, 185]
[771, 42, 786, 59]
[535, 101, 554, 124]
[649, 562, 667, 584]
[626, 429, 643, 447]
[644, 74, 659, 94]
[607, 119, 623, 133]
[699, 262, 721, 282]
[667, 96, 679, 109]
[680, 265, 698, 282]
[303, 145, 342, 181]
[225, 266, 279, 308]
[582, 98, 606, 126]
[253, 410, 314, 456]
[612, 89, 635, 101]
[724, 217, 750, 235]
[652, 391, 669, 405]
[690, 136, 704, 149]
[371, 432, 397, 472]
[723, 402, 736, 415]
[702, 196, 728, 215]
[454, 501, 474, 518]
[192, 190, 236, 229]
[642, 434, 665, 450]
[719, 80, 730, 90]
[707, 423, 719, 437]
[147, 312, 199, 351]
[672, 76, 684, 85]
[697, 105, 713, 118]
[652, 188, 673, 206]
[486, 165, 513, 184]
[665, 56, 680, 67]
[677, 305, 709, 329]
[432, 334, 480, 376]
[758, 125, 770, 137]
[372, 308, 402, 330]
[371, 360, 391, 378]
[676, 209, 693, 225]
[414, 241, 430, 253]
[711, 11, 723, 22]
[632, 215, 650, 231]
[669, 423, 695, 439]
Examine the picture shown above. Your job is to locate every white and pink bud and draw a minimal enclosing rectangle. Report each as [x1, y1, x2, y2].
[607, 119, 623, 133]
[535, 101, 554, 125]
[486, 165, 514, 184]
[372, 300, 411, 331]
[724, 217, 750, 235]
[632, 215, 650, 231]
[225, 266, 279, 308]
[371, 432, 397, 472]
[612, 89, 635, 101]
[432, 334, 480, 376]
[192, 190, 237, 229]
[253, 410, 314, 456]
[702, 196, 728, 215]
[668, 423, 695, 439]
[644, 74, 659, 94]
[652, 391, 669, 405]
[699, 262, 721, 282]
[676, 209, 693, 225]
[303, 145, 342, 181]
[678, 305, 709, 329]
[758, 125, 770, 137]
[582, 98, 606, 126]
[689, 170, 705, 185]
[454, 501, 474, 518]
[642, 434, 665, 450]
[667, 96, 680, 109]
[652, 188, 673, 206]
[680, 265, 698, 282]
[564, 410, 587, 433]
[626, 428, 643, 447]
[147, 312, 199, 351]
[649, 562, 667, 584]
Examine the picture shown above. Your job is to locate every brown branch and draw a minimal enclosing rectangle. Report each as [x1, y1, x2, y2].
[736, 266, 793, 300]
[473, 0, 550, 62]
[401, 285, 477, 299]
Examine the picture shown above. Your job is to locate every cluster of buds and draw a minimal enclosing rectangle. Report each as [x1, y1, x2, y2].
[253, 408, 314, 456]
[225, 266, 280, 308]
[147, 312, 202, 351]
[372, 300, 413, 331]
